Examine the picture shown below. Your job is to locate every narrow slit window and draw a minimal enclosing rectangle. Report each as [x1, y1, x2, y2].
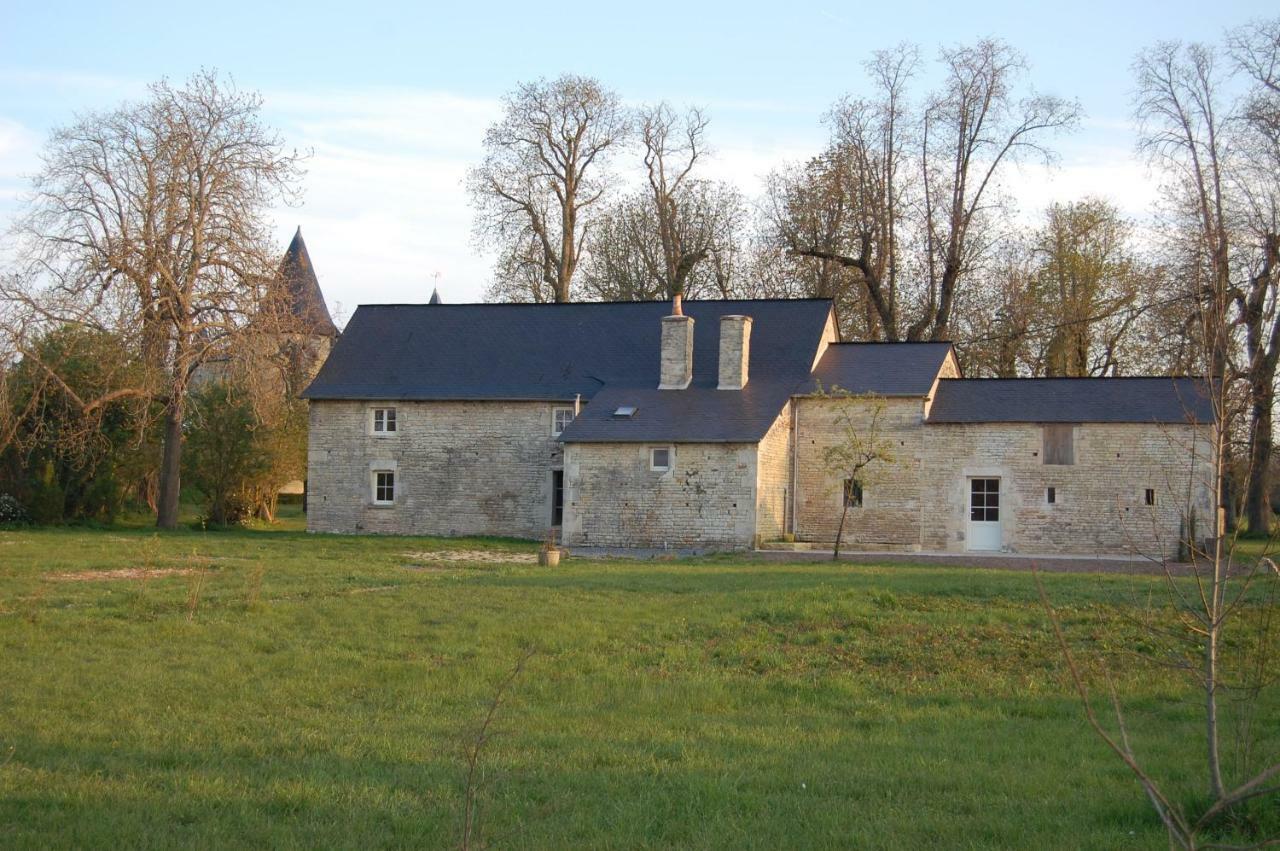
[1047, 487, 1056, 505]
[373, 470, 395, 504]
[844, 479, 864, 508]
[1145, 488, 1155, 506]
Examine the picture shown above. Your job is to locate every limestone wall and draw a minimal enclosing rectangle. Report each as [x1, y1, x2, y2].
[918, 422, 1214, 558]
[793, 396, 927, 547]
[561, 442, 758, 549]
[307, 400, 565, 537]
[792, 394, 1214, 557]
[755, 406, 792, 541]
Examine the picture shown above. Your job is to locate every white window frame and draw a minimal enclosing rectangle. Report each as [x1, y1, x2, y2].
[370, 406, 398, 436]
[649, 446, 672, 472]
[372, 469, 396, 505]
[551, 406, 575, 437]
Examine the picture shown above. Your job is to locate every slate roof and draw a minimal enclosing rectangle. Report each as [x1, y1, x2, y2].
[927, 377, 1214, 424]
[278, 228, 338, 337]
[303, 299, 835, 443]
[807, 342, 956, 396]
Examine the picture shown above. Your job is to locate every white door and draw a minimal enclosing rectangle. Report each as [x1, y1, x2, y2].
[968, 478, 1002, 551]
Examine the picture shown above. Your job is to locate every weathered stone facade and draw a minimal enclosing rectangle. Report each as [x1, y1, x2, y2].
[917, 422, 1213, 558]
[307, 400, 566, 537]
[794, 397, 928, 548]
[561, 442, 758, 548]
[790, 397, 1214, 558]
[754, 408, 792, 542]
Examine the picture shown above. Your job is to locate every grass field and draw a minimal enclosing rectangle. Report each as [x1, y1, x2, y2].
[1, 509, 1277, 849]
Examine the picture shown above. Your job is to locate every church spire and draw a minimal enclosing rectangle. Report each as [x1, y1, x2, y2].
[278, 227, 338, 336]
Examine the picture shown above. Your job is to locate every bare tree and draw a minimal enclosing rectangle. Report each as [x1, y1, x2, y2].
[5, 70, 305, 529]
[769, 40, 1079, 341]
[469, 75, 627, 303]
[1136, 29, 1280, 537]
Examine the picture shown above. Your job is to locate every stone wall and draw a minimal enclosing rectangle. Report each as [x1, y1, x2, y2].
[794, 396, 927, 547]
[918, 422, 1214, 558]
[755, 406, 792, 541]
[562, 442, 758, 549]
[307, 400, 565, 537]
[792, 395, 1215, 557]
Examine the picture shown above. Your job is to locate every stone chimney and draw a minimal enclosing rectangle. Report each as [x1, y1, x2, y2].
[658, 296, 694, 390]
[718, 315, 752, 390]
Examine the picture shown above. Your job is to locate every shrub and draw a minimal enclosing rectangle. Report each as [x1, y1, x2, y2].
[0, 493, 29, 525]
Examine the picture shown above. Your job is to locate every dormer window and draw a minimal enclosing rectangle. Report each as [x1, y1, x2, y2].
[372, 407, 397, 435]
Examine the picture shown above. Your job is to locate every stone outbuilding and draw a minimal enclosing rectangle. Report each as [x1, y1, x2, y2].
[301, 297, 1215, 558]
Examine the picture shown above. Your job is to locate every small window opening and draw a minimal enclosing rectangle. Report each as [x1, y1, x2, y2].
[373, 470, 395, 504]
[1145, 488, 1155, 506]
[1042, 424, 1075, 465]
[650, 447, 671, 471]
[552, 406, 574, 436]
[1047, 487, 1056, 504]
[844, 479, 863, 508]
[372, 407, 397, 434]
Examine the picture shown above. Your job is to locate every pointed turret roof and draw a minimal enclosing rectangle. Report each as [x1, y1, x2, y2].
[429, 287, 442, 305]
[278, 227, 338, 337]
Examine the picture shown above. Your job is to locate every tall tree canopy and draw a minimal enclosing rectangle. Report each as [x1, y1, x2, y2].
[468, 75, 627, 303]
[4, 70, 305, 528]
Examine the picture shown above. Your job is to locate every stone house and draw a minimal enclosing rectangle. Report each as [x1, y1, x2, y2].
[302, 297, 1215, 558]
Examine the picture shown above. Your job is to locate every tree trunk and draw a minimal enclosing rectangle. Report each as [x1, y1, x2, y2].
[1245, 382, 1274, 536]
[155, 395, 184, 529]
[833, 502, 849, 561]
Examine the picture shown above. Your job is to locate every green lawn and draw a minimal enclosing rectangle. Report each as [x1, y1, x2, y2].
[1, 513, 1276, 849]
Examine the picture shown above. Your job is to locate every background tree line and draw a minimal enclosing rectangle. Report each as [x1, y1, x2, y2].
[468, 23, 1280, 533]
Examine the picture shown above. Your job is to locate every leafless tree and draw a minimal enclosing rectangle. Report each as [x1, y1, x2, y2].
[816, 389, 896, 560]
[1136, 26, 1280, 537]
[4, 70, 305, 529]
[768, 40, 1080, 341]
[470, 75, 627, 303]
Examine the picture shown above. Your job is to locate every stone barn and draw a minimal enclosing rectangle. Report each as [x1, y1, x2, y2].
[301, 297, 1215, 558]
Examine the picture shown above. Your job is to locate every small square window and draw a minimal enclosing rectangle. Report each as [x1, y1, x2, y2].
[373, 470, 395, 504]
[650, 447, 671, 472]
[844, 479, 864, 508]
[1145, 488, 1155, 506]
[1047, 487, 1056, 504]
[552, 406, 575, 436]
[372, 407, 397, 434]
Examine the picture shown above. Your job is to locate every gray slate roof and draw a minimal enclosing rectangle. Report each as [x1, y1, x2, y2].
[808, 342, 955, 396]
[279, 228, 338, 337]
[303, 299, 835, 443]
[927, 377, 1214, 424]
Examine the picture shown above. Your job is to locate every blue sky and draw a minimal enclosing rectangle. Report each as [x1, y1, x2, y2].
[1, 0, 1274, 316]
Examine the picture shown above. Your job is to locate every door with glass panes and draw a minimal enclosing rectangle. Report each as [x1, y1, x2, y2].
[968, 477, 1002, 551]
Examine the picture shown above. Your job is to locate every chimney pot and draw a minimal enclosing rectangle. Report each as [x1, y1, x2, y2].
[718, 315, 752, 390]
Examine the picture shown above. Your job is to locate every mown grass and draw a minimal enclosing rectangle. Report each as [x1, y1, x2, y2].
[0, 513, 1277, 849]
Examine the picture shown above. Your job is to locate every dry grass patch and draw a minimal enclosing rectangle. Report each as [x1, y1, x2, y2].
[46, 567, 199, 582]
[404, 549, 539, 565]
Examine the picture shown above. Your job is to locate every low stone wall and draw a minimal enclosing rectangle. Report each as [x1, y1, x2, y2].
[562, 442, 758, 549]
[307, 399, 564, 537]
